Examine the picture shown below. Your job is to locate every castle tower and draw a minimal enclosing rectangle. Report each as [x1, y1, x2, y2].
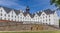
[26, 6, 30, 13]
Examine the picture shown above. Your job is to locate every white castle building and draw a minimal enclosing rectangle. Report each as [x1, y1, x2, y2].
[0, 6, 59, 27]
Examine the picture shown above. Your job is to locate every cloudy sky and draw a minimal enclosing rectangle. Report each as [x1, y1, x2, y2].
[0, 0, 60, 17]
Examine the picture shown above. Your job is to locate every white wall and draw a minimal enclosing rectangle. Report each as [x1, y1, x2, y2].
[40, 12, 47, 24]
[0, 7, 59, 27]
[0, 7, 7, 20]
[8, 10, 17, 21]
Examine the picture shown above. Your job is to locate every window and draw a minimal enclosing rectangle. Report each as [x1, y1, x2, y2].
[36, 16, 37, 17]
[46, 16, 47, 18]
[43, 20, 44, 22]
[49, 19, 50, 21]
[1, 14, 2, 16]
[43, 17, 44, 18]
[8, 15, 9, 17]
[46, 20, 47, 22]
[54, 19, 55, 21]
[12, 12, 13, 14]
[12, 19, 13, 21]
[18, 16, 19, 18]
[23, 17, 24, 19]
[29, 19, 31, 21]
[40, 17, 42, 19]
[0, 13, 1, 16]
[12, 16, 13, 17]
[1, 10, 2, 12]
[20, 17, 22, 19]
[46, 23, 47, 24]
[43, 14, 44, 16]
[49, 15, 50, 17]
[4, 18, 6, 20]
[15, 16, 16, 18]
[43, 14, 44, 15]
[49, 22, 50, 25]
[8, 19, 10, 21]
[15, 19, 16, 21]
[5, 14, 6, 16]
[0, 17, 2, 20]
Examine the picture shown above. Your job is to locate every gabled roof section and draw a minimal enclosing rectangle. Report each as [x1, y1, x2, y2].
[14, 9, 20, 15]
[0, 6, 21, 15]
[0, 6, 12, 13]
[44, 9, 55, 15]
[37, 11, 42, 16]
[0, 6, 55, 17]
[23, 12, 35, 18]
[29, 13, 35, 18]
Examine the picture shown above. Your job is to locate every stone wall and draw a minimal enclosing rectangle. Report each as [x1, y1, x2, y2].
[0, 22, 58, 31]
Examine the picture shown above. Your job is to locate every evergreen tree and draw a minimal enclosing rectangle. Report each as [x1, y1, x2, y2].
[50, 0, 60, 10]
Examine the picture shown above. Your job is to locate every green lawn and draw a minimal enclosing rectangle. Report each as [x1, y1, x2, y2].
[0, 30, 60, 33]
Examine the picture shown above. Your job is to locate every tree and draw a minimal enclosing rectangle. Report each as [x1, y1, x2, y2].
[59, 19, 60, 27]
[59, 19, 60, 22]
[50, 0, 60, 10]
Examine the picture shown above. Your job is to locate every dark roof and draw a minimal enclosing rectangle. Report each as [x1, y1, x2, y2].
[0, 6, 55, 18]
[37, 12, 42, 16]
[0, 6, 12, 13]
[44, 9, 55, 15]
[14, 9, 20, 15]
[23, 12, 35, 18]
[0, 6, 20, 15]
[29, 13, 35, 18]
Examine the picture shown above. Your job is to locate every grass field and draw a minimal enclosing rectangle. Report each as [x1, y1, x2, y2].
[0, 30, 60, 33]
